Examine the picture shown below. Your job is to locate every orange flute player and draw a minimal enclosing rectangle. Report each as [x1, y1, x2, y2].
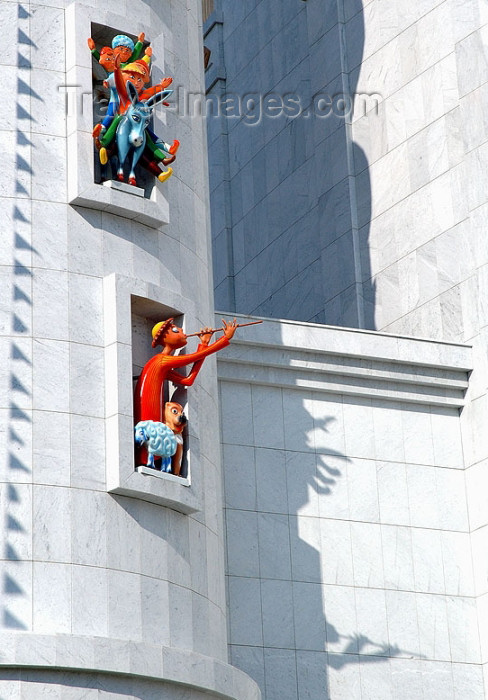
[134, 317, 238, 427]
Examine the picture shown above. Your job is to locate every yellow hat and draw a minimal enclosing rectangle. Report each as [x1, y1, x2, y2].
[151, 318, 174, 348]
[122, 61, 146, 75]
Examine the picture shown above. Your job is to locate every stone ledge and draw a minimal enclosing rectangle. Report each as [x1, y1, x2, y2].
[216, 313, 472, 408]
[0, 633, 261, 700]
[112, 464, 199, 514]
[70, 180, 170, 230]
[136, 465, 190, 487]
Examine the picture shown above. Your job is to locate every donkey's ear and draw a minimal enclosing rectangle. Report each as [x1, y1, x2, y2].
[145, 89, 173, 110]
[126, 80, 139, 105]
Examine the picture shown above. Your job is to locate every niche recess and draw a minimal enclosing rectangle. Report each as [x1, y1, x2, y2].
[104, 274, 201, 514]
[65, 3, 170, 228]
[90, 22, 154, 198]
[131, 296, 189, 480]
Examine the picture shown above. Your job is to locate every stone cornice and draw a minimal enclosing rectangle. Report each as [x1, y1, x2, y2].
[216, 314, 472, 408]
[0, 633, 260, 700]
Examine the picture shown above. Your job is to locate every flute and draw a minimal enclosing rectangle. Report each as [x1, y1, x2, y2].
[186, 319, 263, 338]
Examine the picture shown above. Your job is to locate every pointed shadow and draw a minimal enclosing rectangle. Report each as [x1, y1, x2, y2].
[15, 234, 37, 253]
[17, 78, 42, 101]
[3, 609, 27, 630]
[8, 485, 21, 503]
[13, 285, 33, 304]
[9, 403, 31, 421]
[10, 375, 31, 395]
[16, 153, 33, 173]
[4, 574, 24, 595]
[6, 515, 26, 533]
[18, 28, 37, 47]
[11, 344, 31, 363]
[13, 205, 30, 222]
[14, 260, 33, 276]
[17, 103, 35, 121]
[17, 53, 32, 70]
[9, 427, 24, 445]
[15, 180, 30, 195]
[17, 131, 32, 146]
[9, 453, 31, 473]
[4, 544, 21, 561]
[12, 315, 29, 333]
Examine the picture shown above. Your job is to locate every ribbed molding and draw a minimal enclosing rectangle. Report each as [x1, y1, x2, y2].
[216, 314, 472, 408]
[0, 633, 260, 700]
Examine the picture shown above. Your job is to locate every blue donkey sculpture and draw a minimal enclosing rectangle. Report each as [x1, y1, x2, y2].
[114, 82, 173, 187]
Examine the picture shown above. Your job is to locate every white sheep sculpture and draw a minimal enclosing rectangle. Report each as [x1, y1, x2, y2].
[134, 420, 177, 471]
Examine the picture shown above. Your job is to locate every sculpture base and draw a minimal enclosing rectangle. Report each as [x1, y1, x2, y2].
[102, 179, 145, 198]
[136, 465, 190, 487]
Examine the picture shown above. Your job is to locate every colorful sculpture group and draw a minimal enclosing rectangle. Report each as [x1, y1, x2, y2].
[133, 318, 238, 476]
[88, 32, 179, 187]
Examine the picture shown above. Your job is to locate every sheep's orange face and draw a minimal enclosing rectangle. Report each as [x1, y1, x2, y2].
[164, 402, 187, 433]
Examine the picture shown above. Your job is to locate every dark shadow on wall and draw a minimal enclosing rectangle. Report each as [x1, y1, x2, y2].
[205, 0, 375, 330]
[352, 142, 374, 329]
[224, 393, 414, 700]
[284, 400, 407, 699]
[346, 0, 374, 330]
[313, 0, 374, 330]
[2, 2, 38, 633]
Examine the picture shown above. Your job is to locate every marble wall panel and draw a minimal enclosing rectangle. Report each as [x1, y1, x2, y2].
[32, 410, 71, 487]
[69, 414, 106, 490]
[32, 484, 71, 564]
[219, 318, 475, 699]
[208, 1, 488, 695]
[32, 562, 71, 634]
[0, 2, 255, 696]
[207, 0, 488, 344]
[32, 270, 69, 342]
[263, 648, 299, 700]
[0, 560, 33, 632]
[255, 448, 288, 514]
[466, 460, 488, 534]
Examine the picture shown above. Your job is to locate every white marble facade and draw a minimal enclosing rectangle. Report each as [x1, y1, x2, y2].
[0, 0, 259, 698]
[204, 0, 488, 340]
[3, 0, 488, 698]
[217, 314, 482, 700]
[204, 2, 488, 697]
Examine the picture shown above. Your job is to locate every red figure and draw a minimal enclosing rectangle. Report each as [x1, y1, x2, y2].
[134, 316, 237, 429]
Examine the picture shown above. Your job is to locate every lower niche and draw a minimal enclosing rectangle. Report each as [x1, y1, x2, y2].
[131, 295, 189, 481]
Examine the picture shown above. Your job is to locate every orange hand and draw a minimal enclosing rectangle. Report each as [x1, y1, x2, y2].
[198, 327, 214, 346]
[160, 77, 173, 89]
[138, 32, 145, 43]
[222, 319, 238, 340]
[145, 46, 153, 57]
[87, 37, 95, 50]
